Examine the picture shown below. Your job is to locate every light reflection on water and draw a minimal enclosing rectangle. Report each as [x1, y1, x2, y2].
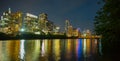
[20, 39, 25, 60]
[0, 39, 101, 61]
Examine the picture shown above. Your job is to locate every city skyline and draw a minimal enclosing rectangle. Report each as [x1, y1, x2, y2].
[0, 0, 102, 31]
[0, 8, 95, 38]
[0, 0, 119, 61]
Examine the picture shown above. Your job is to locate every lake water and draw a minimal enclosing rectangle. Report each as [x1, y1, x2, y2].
[0, 39, 102, 61]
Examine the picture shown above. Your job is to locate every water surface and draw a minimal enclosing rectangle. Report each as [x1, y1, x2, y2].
[0, 39, 102, 61]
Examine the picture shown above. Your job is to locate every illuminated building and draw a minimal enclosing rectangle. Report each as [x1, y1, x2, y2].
[65, 20, 73, 37]
[53, 26, 60, 34]
[0, 8, 11, 33]
[38, 13, 56, 34]
[67, 25, 73, 37]
[38, 13, 48, 33]
[73, 28, 79, 37]
[86, 29, 91, 37]
[65, 20, 70, 33]
[0, 8, 94, 37]
[0, 9, 65, 36]
[64, 20, 81, 37]
[46, 20, 55, 32]
[10, 11, 22, 36]
[0, 8, 22, 36]
[24, 13, 38, 33]
[21, 13, 56, 35]
[81, 29, 91, 38]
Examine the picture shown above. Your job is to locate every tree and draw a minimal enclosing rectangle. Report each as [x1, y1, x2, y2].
[94, 0, 120, 55]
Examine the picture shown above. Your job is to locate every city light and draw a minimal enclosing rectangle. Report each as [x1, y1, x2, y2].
[20, 39, 25, 60]
[20, 28, 25, 32]
[83, 33, 86, 37]
[26, 13, 38, 18]
[0, 8, 102, 39]
[34, 32, 40, 35]
[56, 27, 60, 30]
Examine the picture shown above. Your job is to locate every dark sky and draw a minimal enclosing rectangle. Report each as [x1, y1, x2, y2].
[0, 0, 102, 31]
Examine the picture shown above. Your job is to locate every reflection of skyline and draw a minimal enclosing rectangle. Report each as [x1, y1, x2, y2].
[66, 39, 72, 60]
[0, 40, 20, 61]
[0, 39, 100, 61]
[24, 40, 41, 61]
[75, 39, 83, 61]
[53, 39, 61, 61]
[41, 40, 45, 57]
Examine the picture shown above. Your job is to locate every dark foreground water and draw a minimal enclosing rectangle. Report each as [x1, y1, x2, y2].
[0, 39, 102, 61]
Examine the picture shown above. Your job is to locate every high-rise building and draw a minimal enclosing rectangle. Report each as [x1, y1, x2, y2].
[0, 8, 22, 36]
[82, 29, 91, 38]
[38, 13, 48, 34]
[73, 28, 79, 37]
[65, 20, 70, 33]
[67, 25, 73, 37]
[65, 20, 74, 37]
[24, 13, 38, 33]
[0, 9, 61, 35]
[0, 10, 11, 33]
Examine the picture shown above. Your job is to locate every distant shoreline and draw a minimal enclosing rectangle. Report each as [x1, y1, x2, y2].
[0, 32, 100, 40]
[0, 32, 79, 40]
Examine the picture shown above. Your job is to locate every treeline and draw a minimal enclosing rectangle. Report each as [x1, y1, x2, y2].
[94, 0, 120, 59]
[0, 32, 78, 40]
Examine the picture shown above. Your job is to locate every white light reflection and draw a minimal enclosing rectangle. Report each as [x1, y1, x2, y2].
[83, 39, 87, 57]
[20, 39, 25, 60]
[99, 39, 103, 55]
[41, 40, 45, 56]
[20, 28, 25, 32]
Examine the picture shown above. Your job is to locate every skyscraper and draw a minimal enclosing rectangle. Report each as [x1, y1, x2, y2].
[38, 13, 48, 34]
[24, 13, 38, 32]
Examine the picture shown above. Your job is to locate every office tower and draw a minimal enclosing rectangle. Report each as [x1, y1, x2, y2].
[38, 13, 48, 34]
[24, 13, 38, 33]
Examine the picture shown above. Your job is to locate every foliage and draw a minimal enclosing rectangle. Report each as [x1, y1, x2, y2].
[94, 0, 120, 55]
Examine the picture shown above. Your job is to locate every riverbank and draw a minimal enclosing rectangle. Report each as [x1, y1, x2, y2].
[0, 32, 79, 40]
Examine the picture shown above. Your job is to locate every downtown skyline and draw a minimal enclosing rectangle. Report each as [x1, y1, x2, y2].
[0, 0, 102, 31]
[0, 8, 94, 38]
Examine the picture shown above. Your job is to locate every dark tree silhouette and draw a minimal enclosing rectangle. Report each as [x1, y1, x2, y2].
[94, 0, 120, 56]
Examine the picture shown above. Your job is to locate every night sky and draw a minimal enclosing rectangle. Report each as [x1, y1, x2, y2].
[0, 0, 102, 32]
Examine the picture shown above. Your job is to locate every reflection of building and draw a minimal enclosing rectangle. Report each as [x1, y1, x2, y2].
[24, 40, 41, 61]
[53, 39, 60, 61]
[6, 40, 20, 61]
